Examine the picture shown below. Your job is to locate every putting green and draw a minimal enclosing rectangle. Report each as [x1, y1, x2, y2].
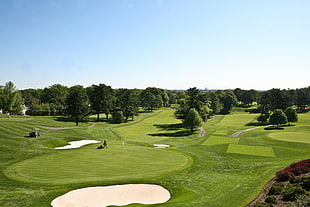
[4, 145, 191, 185]
[227, 144, 276, 157]
[269, 132, 310, 144]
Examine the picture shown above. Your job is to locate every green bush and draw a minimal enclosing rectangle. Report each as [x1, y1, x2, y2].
[268, 182, 284, 195]
[253, 202, 274, 207]
[302, 177, 310, 191]
[289, 177, 302, 184]
[265, 195, 276, 204]
[111, 111, 124, 124]
[282, 184, 308, 201]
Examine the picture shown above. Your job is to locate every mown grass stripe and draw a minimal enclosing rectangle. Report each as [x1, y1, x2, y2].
[227, 144, 276, 157]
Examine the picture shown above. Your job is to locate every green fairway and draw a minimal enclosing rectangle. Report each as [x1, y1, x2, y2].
[1, 109, 310, 207]
[203, 136, 239, 146]
[227, 144, 276, 157]
[269, 132, 310, 144]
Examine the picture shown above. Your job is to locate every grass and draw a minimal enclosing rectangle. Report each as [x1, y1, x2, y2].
[203, 136, 239, 146]
[0, 109, 310, 207]
[268, 132, 310, 144]
[227, 144, 276, 157]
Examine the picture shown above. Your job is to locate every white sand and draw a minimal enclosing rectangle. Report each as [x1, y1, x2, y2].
[153, 144, 170, 148]
[54, 140, 101, 149]
[51, 184, 170, 207]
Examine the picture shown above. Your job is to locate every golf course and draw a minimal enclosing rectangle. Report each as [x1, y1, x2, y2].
[1, 108, 309, 206]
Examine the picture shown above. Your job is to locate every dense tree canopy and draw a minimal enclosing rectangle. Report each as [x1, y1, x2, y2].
[87, 84, 115, 121]
[1, 81, 24, 115]
[116, 88, 139, 121]
[185, 108, 203, 131]
[269, 109, 288, 128]
[285, 107, 298, 125]
[66, 85, 90, 126]
[1, 81, 310, 128]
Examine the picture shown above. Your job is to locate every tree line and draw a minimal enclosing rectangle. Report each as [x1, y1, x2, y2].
[0, 81, 309, 127]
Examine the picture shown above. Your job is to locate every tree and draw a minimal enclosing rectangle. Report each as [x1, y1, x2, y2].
[41, 84, 68, 115]
[185, 108, 203, 131]
[220, 90, 237, 114]
[140, 87, 164, 111]
[175, 87, 212, 121]
[269, 109, 288, 128]
[117, 88, 139, 121]
[2, 81, 24, 115]
[87, 84, 115, 121]
[208, 92, 222, 115]
[111, 110, 124, 124]
[285, 107, 298, 125]
[66, 85, 90, 126]
[257, 112, 270, 124]
[259, 89, 291, 112]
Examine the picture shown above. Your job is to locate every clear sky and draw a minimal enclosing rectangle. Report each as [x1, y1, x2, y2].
[0, 0, 309, 90]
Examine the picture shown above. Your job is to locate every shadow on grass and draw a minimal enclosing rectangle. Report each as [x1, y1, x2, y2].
[154, 123, 184, 131]
[148, 130, 196, 137]
[149, 123, 197, 137]
[246, 122, 267, 127]
[264, 126, 285, 130]
[53, 116, 110, 124]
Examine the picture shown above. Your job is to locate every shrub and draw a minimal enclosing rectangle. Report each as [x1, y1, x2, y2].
[253, 202, 274, 207]
[265, 195, 276, 204]
[289, 177, 302, 184]
[282, 184, 308, 201]
[302, 177, 310, 191]
[111, 111, 124, 124]
[268, 182, 284, 195]
[276, 159, 310, 181]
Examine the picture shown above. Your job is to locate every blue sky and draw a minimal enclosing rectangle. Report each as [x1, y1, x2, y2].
[0, 0, 309, 90]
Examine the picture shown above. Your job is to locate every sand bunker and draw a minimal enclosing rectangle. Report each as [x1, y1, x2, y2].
[51, 184, 170, 207]
[153, 144, 170, 148]
[54, 140, 100, 149]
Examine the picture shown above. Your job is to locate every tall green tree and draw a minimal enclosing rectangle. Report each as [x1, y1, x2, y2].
[87, 84, 115, 121]
[185, 108, 203, 131]
[259, 89, 291, 112]
[2, 81, 24, 115]
[208, 92, 222, 115]
[117, 88, 139, 121]
[66, 85, 90, 126]
[285, 107, 298, 125]
[40, 84, 68, 115]
[140, 87, 163, 111]
[269, 109, 288, 128]
[220, 90, 237, 114]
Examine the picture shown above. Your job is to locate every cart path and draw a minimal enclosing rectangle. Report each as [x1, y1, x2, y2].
[198, 127, 206, 137]
[230, 125, 272, 137]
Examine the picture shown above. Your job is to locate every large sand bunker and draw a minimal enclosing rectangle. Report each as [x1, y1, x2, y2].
[51, 184, 170, 207]
[54, 140, 100, 149]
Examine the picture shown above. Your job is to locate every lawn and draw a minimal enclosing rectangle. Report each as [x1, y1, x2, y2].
[0, 109, 310, 207]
